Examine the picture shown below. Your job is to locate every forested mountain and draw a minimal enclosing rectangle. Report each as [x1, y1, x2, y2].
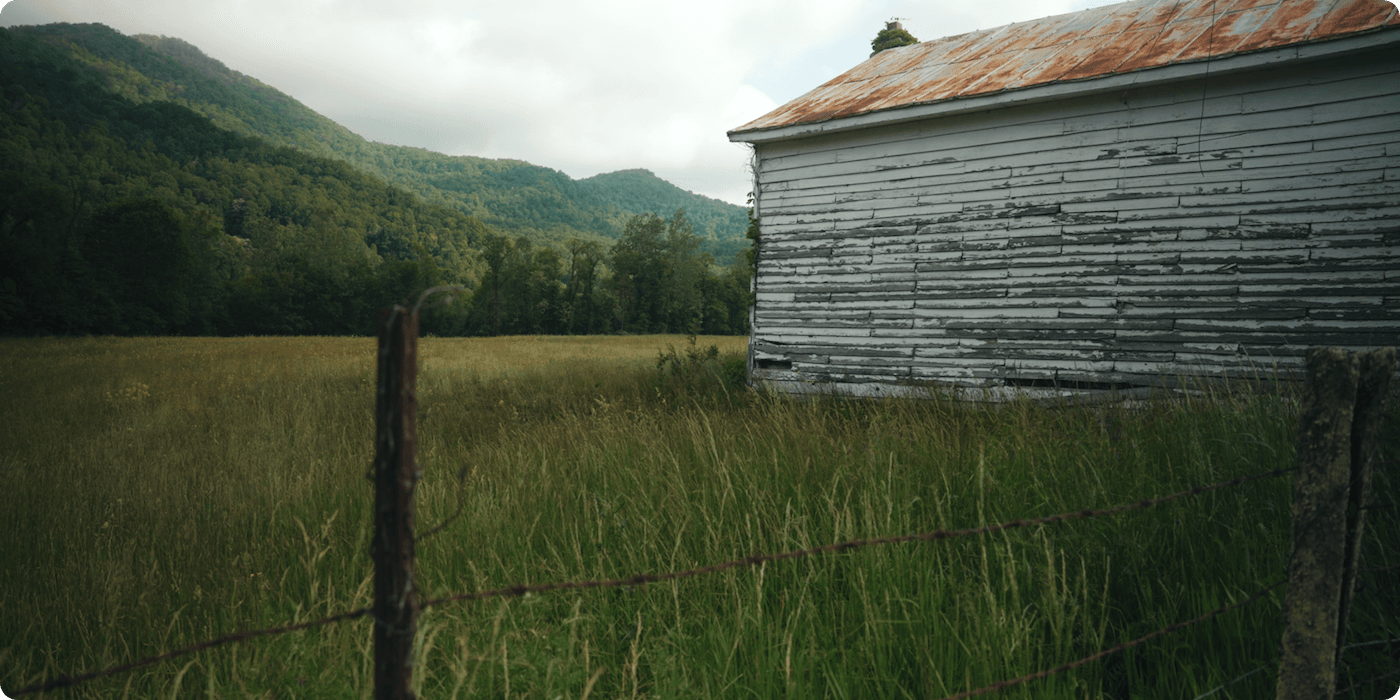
[1, 23, 490, 335]
[70, 26, 748, 258]
[0, 22, 753, 337]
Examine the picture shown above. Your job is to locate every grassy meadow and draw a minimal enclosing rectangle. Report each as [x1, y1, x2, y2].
[0, 335, 1395, 699]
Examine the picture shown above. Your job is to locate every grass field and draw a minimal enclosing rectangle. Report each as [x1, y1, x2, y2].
[0, 335, 1395, 699]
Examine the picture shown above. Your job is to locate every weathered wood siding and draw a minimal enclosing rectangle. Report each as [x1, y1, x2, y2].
[749, 48, 1400, 393]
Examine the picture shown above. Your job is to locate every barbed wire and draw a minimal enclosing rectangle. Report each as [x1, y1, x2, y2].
[8, 606, 375, 695]
[7, 465, 1292, 696]
[1190, 661, 1272, 700]
[419, 466, 1293, 610]
[933, 579, 1287, 700]
[1343, 636, 1400, 652]
[1338, 668, 1400, 697]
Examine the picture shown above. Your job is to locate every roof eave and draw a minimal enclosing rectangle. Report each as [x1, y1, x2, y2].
[728, 27, 1400, 145]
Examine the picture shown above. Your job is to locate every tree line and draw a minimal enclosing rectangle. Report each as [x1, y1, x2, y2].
[451, 209, 751, 337]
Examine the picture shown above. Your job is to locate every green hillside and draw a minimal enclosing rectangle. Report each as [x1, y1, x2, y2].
[0, 22, 753, 337]
[0, 23, 493, 335]
[102, 29, 748, 257]
[577, 169, 748, 255]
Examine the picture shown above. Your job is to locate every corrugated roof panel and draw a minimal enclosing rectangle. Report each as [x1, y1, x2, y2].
[1311, 0, 1400, 36]
[919, 29, 999, 67]
[1007, 35, 1108, 89]
[951, 24, 1025, 62]
[1113, 15, 1215, 73]
[960, 14, 1080, 60]
[1170, 1, 1231, 21]
[924, 54, 1013, 101]
[1087, 2, 1163, 35]
[731, 0, 1400, 136]
[1058, 24, 1162, 80]
[959, 44, 1070, 97]
[1221, 0, 1284, 13]
[900, 61, 987, 105]
[1233, 0, 1333, 53]
[1120, 0, 1190, 32]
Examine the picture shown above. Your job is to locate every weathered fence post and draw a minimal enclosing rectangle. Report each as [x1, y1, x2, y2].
[1276, 348, 1394, 700]
[372, 306, 419, 700]
[1334, 348, 1394, 681]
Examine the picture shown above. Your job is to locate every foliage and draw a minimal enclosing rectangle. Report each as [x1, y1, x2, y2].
[871, 23, 920, 56]
[655, 333, 750, 401]
[609, 208, 740, 335]
[575, 169, 750, 261]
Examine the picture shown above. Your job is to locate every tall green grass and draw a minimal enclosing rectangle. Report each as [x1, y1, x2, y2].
[0, 336, 1394, 698]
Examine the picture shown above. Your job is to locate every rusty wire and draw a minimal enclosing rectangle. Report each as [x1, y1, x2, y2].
[1359, 561, 1400, 574]
[418, 465, 1292, 610]
[409, 284, 466, 316]
[7, 606, 375, 695]
[1338, 668, 1400, 697]
[8, 465, 1292, 696]
[932, 578, 1288, 700]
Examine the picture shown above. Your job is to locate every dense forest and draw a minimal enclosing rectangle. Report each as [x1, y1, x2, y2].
[0, 23, 754, 337]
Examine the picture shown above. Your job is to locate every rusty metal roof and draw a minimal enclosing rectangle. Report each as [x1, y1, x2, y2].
[731, 0, 1400, 137]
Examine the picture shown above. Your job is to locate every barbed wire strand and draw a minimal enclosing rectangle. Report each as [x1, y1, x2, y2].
[1338, 668, 1400, 697]
[1191, 661, 1272, 700]
[419, 466, 1292, 610]
[9, 607, 375, 695]
[933, 579, 1287, 700]
[8, 465, 1292, 696]
[1343, 636, 1400, 651]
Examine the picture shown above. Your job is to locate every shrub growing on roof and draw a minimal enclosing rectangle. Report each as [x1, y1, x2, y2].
[871, 21, 918, 56]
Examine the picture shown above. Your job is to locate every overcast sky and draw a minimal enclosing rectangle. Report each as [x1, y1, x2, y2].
[4, 0, 1149, 205]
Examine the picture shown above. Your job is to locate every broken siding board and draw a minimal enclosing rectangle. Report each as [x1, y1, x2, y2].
[801, 161, 1218, 209]
[766, 123, 1183, 184]
[1118, 306, 1309, 320]
[1131, 190, 1400, 217]
[774, 145, 1166, 200]
[1312, 219, 1400, 237]
[763, 111, 1109, 176]
[1315, 128, 1400, 153]
[1225, 149, 1394, 179]
[1178, 112, 1400, 155]
[1243, 80, 1400, 120]
[1123, 161, 1389, 194]
[766, 131, 1182, 185]
[1241, 205, 1400, 226]
[1237, 169, 1392, 195]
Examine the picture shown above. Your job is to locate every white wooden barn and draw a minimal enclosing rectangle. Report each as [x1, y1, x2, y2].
[728, 0, 1400, 397]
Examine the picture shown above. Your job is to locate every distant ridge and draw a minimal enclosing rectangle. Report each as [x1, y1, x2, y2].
[105, 27, 749, 257]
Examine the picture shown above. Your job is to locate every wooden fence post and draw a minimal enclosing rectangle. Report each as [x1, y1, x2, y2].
[1335, 348, 1395, 681]
[1276, 348, 1357, 700]
[1276, 348, 1396, 700]
[372, 306, 419, 700]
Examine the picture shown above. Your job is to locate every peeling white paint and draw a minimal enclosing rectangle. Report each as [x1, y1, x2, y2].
[737, 44, 1400, 395]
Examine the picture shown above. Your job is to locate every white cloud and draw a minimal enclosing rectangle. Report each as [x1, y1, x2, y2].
[0, 0, 1102, 204]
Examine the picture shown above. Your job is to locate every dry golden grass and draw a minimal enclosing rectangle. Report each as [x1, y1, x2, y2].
[420, 334, 747, 377]
[0, 335, 1393, 699]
